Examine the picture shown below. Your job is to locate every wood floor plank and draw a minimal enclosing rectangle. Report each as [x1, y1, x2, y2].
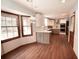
[2, 34, 77, 59]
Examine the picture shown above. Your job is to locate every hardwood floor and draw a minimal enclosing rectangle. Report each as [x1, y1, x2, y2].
[2, 34, 77, 59]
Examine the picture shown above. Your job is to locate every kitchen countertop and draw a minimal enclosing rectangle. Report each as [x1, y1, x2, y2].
[36, 30, 52, 33]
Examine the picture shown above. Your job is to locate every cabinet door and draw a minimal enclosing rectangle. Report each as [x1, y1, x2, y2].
[36, 33, 42, 43]
[43, 33, 49, 44]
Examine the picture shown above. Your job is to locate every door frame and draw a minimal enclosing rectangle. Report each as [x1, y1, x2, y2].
[68, 12, 75, 48]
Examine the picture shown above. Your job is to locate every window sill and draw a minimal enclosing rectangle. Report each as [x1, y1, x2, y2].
[1, 36, 20, 43]
[22, 34, 33, 37]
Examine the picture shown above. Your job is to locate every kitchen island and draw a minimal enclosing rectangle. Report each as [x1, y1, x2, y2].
[36, 30, 52, 44]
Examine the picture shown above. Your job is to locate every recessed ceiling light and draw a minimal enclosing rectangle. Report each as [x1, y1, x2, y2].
[61, 0, 66, 3]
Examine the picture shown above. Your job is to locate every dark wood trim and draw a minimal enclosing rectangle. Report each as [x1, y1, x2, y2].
[69, 31, 74, 48]
[1, 10, 18, 16]
[1, 11, 20, 43]
[21, 15, 30, 17]
[1, 36, 20, 43]
[17, 15, 21, 39]
[21, 16, 33, 37]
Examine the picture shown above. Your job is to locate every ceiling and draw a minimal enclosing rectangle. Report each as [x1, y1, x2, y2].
[13, 0, 77, 18]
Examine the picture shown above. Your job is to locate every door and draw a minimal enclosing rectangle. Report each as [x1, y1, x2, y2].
[69, 14, 75, 48]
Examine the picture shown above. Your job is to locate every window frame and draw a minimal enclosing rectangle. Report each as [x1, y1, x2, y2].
[21, 15, 33, 37]
[1, 11, 20, 43]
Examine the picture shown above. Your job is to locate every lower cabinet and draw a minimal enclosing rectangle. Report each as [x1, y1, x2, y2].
[36, 32, 50, 44]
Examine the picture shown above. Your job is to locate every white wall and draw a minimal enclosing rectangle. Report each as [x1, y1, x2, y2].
[35, 13, 46, 31]
[60, 19, 67, 23]
[1, 0, 36, 55]
[1, 33, 36, 55]
[1, 0, 36, 16]
[68, 3, 78, 57]
[69, 3, 78, 57]
[35, 13, 45, 27]
[73, 7, 78, 57]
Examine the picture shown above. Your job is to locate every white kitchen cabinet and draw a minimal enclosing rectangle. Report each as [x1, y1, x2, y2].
[36, 31, 51, 44]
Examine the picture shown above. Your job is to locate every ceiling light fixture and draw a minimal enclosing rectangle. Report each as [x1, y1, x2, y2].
[61, 0, 66, 3]
[27, 0, 32, 2]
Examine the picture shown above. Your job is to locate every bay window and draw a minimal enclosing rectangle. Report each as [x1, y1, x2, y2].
[1, 11, 20, 43]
